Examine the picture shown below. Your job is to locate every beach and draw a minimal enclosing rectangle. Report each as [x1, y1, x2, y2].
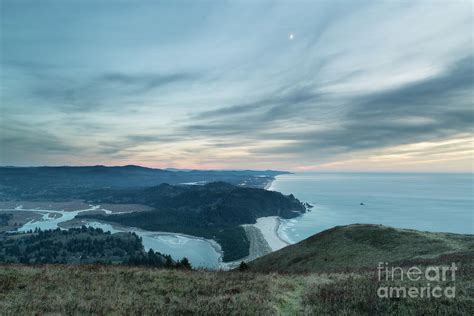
[253, 216, 290, 251]
[250, 177, 291, 253]
[221, 215, 291, 270]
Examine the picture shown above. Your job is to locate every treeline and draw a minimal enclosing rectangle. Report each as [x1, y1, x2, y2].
[0, 226, 191, 269]
[127, 250, 191, 269]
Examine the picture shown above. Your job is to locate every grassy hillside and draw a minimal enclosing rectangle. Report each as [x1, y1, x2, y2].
[1, 259, 472, 315]
[249, 224, 474, 273]
[1, 225, 473, 314]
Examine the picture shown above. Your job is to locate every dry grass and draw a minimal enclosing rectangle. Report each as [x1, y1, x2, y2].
[0, 265, 309, 315]
[250, 224, 474, 273]
[1, 261, 472, 315]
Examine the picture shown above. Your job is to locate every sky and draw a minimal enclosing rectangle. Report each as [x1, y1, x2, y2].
[1, 0, 473, 172]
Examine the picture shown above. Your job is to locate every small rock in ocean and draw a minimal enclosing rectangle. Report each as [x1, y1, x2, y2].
[304, 202, 314, 209]
[360, 202, 365, 206]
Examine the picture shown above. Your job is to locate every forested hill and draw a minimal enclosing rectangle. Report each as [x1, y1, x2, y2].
[0, 165, 288, 200]
[79, 182, 306, 261]
[0, 227, 180, 267]
[82, 182, 305, 221]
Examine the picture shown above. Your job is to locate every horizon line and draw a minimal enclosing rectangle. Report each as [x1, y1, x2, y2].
[1, 164, 472, 174]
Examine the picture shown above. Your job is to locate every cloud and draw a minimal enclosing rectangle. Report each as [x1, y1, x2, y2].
[0, 0, 472, 170]
[24, 71, 200, 113]
[193, 88, 320, 120]
[95, 134, 184, 156]
[185, 55, 473, 161]
[100, 72, 199, 93]
[302, 59, 470, 153]
[0, 120, 81, 165]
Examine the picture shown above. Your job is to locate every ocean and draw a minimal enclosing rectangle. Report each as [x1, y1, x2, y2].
[270, 173, 473, 243]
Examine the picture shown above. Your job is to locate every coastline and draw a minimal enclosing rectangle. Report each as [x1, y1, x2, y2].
[240, 176, 290, 257]
[219, 216, 292, 270]
[219, 224, 272, 270]
[253, 216, 290, 251]
[264, 178, 275, 190]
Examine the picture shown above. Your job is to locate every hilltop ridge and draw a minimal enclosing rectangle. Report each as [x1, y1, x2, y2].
[249, 224, 474, 273]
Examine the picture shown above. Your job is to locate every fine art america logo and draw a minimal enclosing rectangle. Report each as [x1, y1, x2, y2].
[377, 262, 457, 299]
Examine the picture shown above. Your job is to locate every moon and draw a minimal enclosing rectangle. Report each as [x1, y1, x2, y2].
[289, 33, 294, 40]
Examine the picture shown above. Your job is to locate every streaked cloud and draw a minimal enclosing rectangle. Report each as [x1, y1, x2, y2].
[1, 0, 472, 171]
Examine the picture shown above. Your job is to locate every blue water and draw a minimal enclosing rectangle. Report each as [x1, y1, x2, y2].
[270, 173, 473, 243]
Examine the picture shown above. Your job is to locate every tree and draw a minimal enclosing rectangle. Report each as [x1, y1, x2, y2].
[178, 257, 192, 270]
[164, 255, 173, 268]
[239, 261, 249, 271]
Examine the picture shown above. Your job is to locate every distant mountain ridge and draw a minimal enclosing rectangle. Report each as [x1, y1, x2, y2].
[0, 165, 289, 200]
